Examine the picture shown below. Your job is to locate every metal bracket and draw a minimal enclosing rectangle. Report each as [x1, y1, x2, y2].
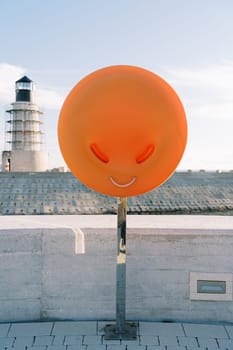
[104, 322, 137, 340]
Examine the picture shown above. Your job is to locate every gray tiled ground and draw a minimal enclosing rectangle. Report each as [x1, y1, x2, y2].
[14, 336, 34, 347]
[218, 338, 233, 349]
[183, 323, 228, 338]
[34, 336, 54, 346]
[178, 336, 198, 347]
[52, 321, 97, 336]
[139, 335, 159, 346]
[8, 322, 53, 337]
[0, 337, 14, 347]
[225, 326, 233, 338]
[64, 335, 83, 345]
[0, 324, 10, 337]
[159, 335, 179, 346]
[197, 336, 219, 349]
[140, 322, 185, 336]
[0, 321, 231, 349]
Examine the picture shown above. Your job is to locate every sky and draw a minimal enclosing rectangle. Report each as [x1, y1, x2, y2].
[0, 0, 233, 170]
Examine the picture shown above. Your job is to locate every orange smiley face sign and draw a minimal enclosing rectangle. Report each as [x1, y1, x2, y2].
[58, 65, 187, 197]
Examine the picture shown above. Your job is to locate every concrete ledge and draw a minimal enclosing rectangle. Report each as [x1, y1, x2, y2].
[0, 215, 233, 323]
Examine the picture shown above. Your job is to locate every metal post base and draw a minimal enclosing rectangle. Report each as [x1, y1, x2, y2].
[104, 322, 137, 340]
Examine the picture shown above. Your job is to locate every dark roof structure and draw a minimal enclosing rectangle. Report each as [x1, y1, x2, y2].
[0, 171, 233, 215]
[16, 76, 32, 83]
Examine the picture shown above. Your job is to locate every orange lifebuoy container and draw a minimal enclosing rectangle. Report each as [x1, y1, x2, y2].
[58, 65, 187, 196]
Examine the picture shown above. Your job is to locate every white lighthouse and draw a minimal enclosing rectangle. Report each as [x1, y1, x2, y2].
[2, 76, 48, 172]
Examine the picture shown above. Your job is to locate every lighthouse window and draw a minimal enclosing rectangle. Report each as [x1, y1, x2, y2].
[17, 82, 31, 90]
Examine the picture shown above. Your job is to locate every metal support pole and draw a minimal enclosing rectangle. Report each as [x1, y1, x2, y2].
[104, 197, 137, 340]
[116, 196, 127, 332]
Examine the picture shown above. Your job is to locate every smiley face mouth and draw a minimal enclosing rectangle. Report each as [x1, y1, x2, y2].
[110, 176, 137, 188]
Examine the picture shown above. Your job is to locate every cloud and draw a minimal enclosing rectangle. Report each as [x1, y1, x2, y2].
[167, 61, 233, 89]
[167, 61, 233, 103]
[192, 102, 233, 121]
[36, 87, 65, 110]
[164, 61, 233, 121]
[161, 62, 233, 170]
[0, 63, 65, 110]
[0, 63, 26, 103]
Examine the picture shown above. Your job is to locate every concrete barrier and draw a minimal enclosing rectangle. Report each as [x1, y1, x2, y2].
[0, 215, 233, 323]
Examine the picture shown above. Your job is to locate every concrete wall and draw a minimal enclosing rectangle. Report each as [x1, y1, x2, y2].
[0, 215, 233, 323]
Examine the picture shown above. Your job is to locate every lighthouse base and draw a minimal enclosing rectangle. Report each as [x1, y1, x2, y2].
[2, 150, 48, 172]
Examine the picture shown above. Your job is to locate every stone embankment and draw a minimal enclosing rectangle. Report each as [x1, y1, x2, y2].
[0, 171, 233, 215]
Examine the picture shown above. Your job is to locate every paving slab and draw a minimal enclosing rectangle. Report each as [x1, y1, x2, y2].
[67, 346, 87, 350]
[14, 336, 34, 347]
[52, 335, 65, 345]
[34, 335, 54, 346]
[197, 336, 219, 349]
[121, 338, 139, 346]
[127, 346, 147, 350]
[0, 324, 10, 337]
[64, 335, 83, 345]
[140, 335, 159, 345]
[83, 335, 102, 345]
[8, 322, 53, 336]
[183, 323, 228, 338]
[159, 335, 179, 346]
[217, 338, 233, 349]
[106, 346, 126, 350]
[0, 336, 14, 347]
[102, 338, 121, 345]
[185, 347, 206, 350]
[225, 326, 233, 339]
[178, 336, 198, 347]
[139, 322, 185, 336]
[52, 321, 97, 336]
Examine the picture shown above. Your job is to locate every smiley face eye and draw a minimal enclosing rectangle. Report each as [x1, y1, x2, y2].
[136, 144, 155, 164]
[90, 143, 109, 163]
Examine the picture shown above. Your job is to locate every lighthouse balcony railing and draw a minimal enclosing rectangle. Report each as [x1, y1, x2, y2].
[7, 140, 44, 144]
[6, 130, 44, 134]
[6, 119, 43, 124]
[6, 103, 43, 113]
